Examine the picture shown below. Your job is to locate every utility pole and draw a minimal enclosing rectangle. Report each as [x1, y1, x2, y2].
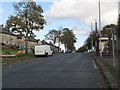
[98, 0, 102, 57]
[95, 20, 99, 55]
[112, 26, 116, 67]
[112, 32, 115, 67]
[91, 22, 93, 52]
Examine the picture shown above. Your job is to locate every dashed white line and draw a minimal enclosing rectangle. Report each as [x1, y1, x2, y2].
[93, 60, 98, 69]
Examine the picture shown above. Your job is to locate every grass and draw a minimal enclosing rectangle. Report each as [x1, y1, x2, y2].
[0, 50, 18, 54]
[2, 52, 63, 64]
[2, 53, 36, 64]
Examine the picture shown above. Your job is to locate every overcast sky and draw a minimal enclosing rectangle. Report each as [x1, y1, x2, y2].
[0, 0, 119, 50]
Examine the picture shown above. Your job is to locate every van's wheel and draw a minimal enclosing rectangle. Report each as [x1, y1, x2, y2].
[45, 53, 48, 57]
[35, 55, 38, 58]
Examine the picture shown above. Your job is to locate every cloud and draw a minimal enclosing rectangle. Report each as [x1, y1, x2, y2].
[0, 8, 4, 20]
[45, 0, 119, 26]
[73, 25, 89, 37]
[46, 19, 53, 25]
[101, 10, 118, 26]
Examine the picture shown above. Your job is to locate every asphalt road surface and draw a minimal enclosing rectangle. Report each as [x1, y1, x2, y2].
[2, 53, 109, 88]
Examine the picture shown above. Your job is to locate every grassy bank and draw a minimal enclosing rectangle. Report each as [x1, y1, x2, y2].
[2, 53, 35, 64]
[2, 52, 63, 64]
[0, 50, 18, 54]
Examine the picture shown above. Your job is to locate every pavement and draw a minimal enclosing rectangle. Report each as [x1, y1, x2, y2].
[2, 53, 109, 88]
[92, 51, 119, 89]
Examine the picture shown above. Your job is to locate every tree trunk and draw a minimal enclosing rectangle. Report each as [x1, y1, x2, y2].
[96, 39, 99, 55]
[25, 36, 28, 54]
[58, 38, 60, 52]
[108, 37, 112, 55]
[53, 40, 56, 53]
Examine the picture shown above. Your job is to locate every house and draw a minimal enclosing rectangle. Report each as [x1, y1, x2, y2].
[0, 25, 17, 45]
[17, 34, 39, 50]
[28, 37, 39, 49]
[0, 25, 40, 53]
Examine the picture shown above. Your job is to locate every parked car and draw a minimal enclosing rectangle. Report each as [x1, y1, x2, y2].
[65, 50, 72, 53]
[34, 45, 53, 56]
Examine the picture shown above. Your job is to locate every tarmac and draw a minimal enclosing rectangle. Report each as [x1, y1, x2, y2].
[92, 51, 119, 89]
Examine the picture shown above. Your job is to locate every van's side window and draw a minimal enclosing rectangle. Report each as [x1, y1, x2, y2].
[50, 47, 53, 51]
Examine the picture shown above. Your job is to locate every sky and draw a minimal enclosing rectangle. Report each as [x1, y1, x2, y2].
[0, 0, 119, 50]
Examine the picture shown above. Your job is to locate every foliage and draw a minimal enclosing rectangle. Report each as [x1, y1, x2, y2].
[45, 29, 60, 44]
[76, 46, 87, 52]
[2, 53, 35, 64]
[5, 0, 46, 54]
[45, 29, 62, 52]
[85, 37, 92, 50]
[61, 28, 77, 52]
[102, 24, 117, 38]
[83, 24, 117, 52]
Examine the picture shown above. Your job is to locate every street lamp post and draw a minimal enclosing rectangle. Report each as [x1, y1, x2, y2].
[91, 22, 93, 52]
[112, 26, 116, 67]
[112, 33, 115, 67]
[106, 27, 116, 67]
[98, 0, 102, 57]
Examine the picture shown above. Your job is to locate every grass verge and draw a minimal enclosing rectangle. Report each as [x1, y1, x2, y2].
[2, 53, 35, 64]
[0, 50, 18, 54]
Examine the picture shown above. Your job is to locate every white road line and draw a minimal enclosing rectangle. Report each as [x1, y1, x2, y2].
[93, 60, 98, 69]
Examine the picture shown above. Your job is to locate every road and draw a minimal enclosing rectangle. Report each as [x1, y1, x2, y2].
[2, 53, 109, 88]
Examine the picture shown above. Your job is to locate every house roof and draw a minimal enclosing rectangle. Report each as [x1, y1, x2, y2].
[41, 40, 53, 46]
[0, 25, 39, 42]
[17, 34, 23, 39]
[41, 40, 59, 48]
[28, 37, 39, 42]
[0, 25, 17, 36]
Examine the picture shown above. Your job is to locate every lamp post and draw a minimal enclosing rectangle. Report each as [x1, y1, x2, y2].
[112, 33, 115, 67]
[91, 22, 93, 52]
[105, 26, 116, 67]
[98, 0, 102, 57]
[112, 26, 116, 67]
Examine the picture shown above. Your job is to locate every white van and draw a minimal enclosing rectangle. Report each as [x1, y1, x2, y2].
[34, 45, 53, 56]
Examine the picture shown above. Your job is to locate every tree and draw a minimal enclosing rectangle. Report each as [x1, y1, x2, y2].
[117, 15, 120, 51]
[77, 45, 87, 53]
[45, 29, 60, 52]
[6, 1, 46, 54]
[101, 24, 117, 54]
[117, 15, 120, 39]
[102, 24, 117, 38]
[61, 28, 77, 52]
[57, 26, 63, 52]
[85, 37, 92, 51]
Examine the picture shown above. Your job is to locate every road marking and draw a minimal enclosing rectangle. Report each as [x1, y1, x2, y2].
[93, 60, 98, 69]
